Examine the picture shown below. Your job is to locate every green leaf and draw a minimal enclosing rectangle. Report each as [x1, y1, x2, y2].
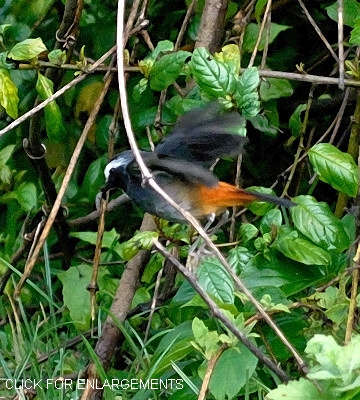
[150, 40, 174, 61]
[151, 321, 194, 378]
[349, 16, 360, 46]
[80, 155, 107, 201]
[191, 317, 220, 359]
[239, 250, 324, 296]
[36, 72, 65, 141]
[196, 257, 234, 304]
[15, 182, 37, 212]
[255, 0, 268, 23]
[305, 334, 360, 397]
[191, 47, 236, 98]
[289, 104, 306, 137]
[308, 143, 359, 197]
[235, 67, 260, 119]
[209, 345, 258, 400]
[266, 378, 329, 400]
[133, 77, 148, 102]
[228, 247, 254, 275]
[260, 208, 283, 234]
[239, 223, 259, 244]
[58, 265, 92, 330]
[0, 24, 11, 36]
[260, 293, 290, 313]
[117, 231, 159, 261]
[70, 228, 120, 248]
[273, 227, 331, 266]
[246, 186, 277, 216]
[0, 164, 11, 186]
[8, 37, 47, 60]
[326, 0, 360, 28]
[149, 50, 190, 91]
[250, 114, 279, 136]
[291, 196, 350, 252]
[47, 49, 67, 65]
[214, 44, 240, 75]
[260, 78, 293, 101]
[243, 23, 291, 53]
[0, 144, 15, 165]
[0, 68, 19, 119]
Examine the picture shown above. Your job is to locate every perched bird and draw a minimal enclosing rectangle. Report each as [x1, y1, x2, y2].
[103, 104, 295, 223]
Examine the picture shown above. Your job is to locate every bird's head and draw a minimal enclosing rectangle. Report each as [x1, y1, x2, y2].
[102, 150, 134, 196]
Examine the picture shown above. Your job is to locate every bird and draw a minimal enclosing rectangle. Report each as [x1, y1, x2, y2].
[102, 104, 295, 224]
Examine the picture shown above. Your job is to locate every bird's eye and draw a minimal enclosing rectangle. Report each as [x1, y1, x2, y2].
[110, 168, 115, 174]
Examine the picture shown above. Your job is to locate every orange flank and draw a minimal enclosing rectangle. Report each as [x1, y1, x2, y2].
[196, 181, 258, 215]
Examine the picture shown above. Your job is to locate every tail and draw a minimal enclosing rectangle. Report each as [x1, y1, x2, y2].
[197, 182, 295, 215]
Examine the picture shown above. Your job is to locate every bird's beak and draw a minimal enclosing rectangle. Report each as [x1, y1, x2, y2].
[101, 181, 111, 199]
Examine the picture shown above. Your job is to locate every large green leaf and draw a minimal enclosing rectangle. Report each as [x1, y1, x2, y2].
[234, 67, 261, 119]
[0, 144, 15, 165]
[0, 69, 18, 119]
[260, 208, 283, 234]
[326, 0, 360, 27]
[151, 321, 194, 378]
[291, 196, 350, 252]
[266, 378, 329, 400]
[58, 265, 92, 330]
[308, 143, 359, 197]
[273, 227, 331, 266]
[209, 345, 258, 399]
[149, 50, 190, 91]
[70, 228, 120, 248]
[36, 72, 65, 141]
[192, 317, 220, 359]
[15, 182, 37, 212]
[243, 23, 291, 53]
[228, 246, 254, 275]
[260, 78, 293, 101]
[191, 47, 236, 98]
[269, 334, 360, 399]
[239, 251, 324, 296]
[238, 223, 259, 244]
[246, 186, 277, 216]
[350, 16, 360, 46]
[289, 104, 306, 137]
[116, 231, 159, 260]
[214, 44, 240, 75]
[196, 257, 234, 304]
[8, 37, 47, 60]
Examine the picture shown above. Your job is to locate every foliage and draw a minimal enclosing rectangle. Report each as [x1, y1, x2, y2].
[0, 0, 359, 399]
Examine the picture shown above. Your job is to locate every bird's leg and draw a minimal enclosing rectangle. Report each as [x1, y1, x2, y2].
[206, 210, 230, 236]
[186, 211, 230, 271]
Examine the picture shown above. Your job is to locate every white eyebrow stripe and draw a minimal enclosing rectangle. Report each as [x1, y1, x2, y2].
[104, 156, 128, 180]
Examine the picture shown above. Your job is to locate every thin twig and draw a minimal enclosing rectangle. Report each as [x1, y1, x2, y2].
[345, 242, 360, 344]
[298, 0, 339, 63]
[337, 0, 344, 89]
[282, 85, 315, 197]
[260, 3, 271, 69]
[14, 61, 360, 87]
[198, 344, 228, 400]
[175, 0, 198, 50]
[248, 0, 272, 67]
[329, 87, 350, 143]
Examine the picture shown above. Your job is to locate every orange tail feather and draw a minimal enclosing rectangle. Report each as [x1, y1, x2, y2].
[197, 182, 294, 215]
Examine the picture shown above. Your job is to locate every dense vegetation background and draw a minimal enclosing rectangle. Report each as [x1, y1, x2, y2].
[0, 0, 360, 399]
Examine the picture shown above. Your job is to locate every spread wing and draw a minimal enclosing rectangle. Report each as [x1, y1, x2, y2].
[155, 103, 248, 167]
[128, 152, 219, 187]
